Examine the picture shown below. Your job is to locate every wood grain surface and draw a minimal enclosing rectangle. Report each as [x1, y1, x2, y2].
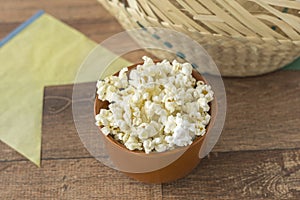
[0, 0, 114, 40]
[217, 71, 300, 152]
[2, 70, 300, 199]
[163, 149, 300, 200]
[1, 0, 300, 199]
[0, 159, 162, 199]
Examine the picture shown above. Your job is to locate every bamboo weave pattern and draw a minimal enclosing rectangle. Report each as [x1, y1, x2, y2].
[98, 0, 300, 76]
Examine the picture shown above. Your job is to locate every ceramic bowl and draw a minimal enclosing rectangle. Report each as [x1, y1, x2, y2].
[94, 63, 217, 183]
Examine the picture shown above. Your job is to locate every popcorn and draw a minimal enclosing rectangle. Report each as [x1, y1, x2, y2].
[101, 127, 111, 136]
[95, 56, 214, 153]
[124, 136, 143, 151]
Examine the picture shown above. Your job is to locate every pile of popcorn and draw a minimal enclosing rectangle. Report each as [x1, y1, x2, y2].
[95, 56, 214, 153]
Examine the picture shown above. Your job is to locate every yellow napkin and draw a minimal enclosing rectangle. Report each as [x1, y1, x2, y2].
[0, 11, 130, 166]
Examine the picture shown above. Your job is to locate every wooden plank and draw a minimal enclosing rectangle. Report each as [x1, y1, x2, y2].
[1, 70, 299, 161]
[1, 149, 299, 199]
[0, 142, 24, 161]
[0, 158, 162, 199]
[214, 70, 300, 152]
[0, 22, 20, 40]
[0, 1, 123, 43]
[41, 83, 92, 159]
[41, 70, 300, 159]
[45, 71, 300, 158]
[162, 149, 300, 199]
[0, 0, 104, 23]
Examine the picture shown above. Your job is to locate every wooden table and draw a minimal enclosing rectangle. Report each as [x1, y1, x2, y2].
[1, 1, 300, 199]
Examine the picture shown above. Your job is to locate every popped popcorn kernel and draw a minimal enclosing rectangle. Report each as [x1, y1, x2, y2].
[95, 56, 214, 153]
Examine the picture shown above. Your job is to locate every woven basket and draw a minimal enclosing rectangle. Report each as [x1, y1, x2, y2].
[98, 0, 300, 76]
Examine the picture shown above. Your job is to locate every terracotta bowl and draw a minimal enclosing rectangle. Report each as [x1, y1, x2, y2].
[94, 63, 217, 183]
